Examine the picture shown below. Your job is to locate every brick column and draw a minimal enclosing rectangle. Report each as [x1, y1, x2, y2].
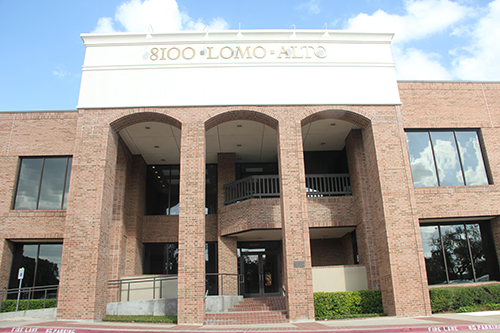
[217, 153, 238, 295]
[124, 156, 147, 275]
[345, 130, 380, 290]
[491, 217, 500, 264]
[277, 118, 314, 322]
[362, 106, 431, 317]
[57, 115, 119, 320]
[0, 239, 13, 290]
[177, 121, 206, 325]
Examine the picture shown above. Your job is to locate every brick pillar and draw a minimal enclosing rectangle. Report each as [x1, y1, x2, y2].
[177, 121, 206, 325]
[124, 156, 147, 275]
[0, 239, 13, 290]
[362, 106, 431, 317]
[491, 217, 500, 263]
[277, 118, 314, 322]
[217, 153, 238, 295]
[107, 140, 128, 303]
[57, 115, 119, 320]
[345, 130, 380, 290]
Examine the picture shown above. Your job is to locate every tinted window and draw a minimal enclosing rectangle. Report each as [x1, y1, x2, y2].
[406, 131, 489, 187]
[14, 157, 72, 210]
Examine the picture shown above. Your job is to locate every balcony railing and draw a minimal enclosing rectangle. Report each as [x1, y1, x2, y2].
[224, 173, 351, 205]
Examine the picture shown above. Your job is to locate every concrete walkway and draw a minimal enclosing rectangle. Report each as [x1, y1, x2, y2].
[0, 311, 499, 332]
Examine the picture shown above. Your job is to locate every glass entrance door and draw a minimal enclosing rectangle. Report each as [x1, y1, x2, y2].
[238, 241, 281, 297]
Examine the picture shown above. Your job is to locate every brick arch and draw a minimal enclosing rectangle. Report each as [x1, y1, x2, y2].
[301, 109, 371, 129]
[205, 110, 279, 131]
[110, 111, 181, 132]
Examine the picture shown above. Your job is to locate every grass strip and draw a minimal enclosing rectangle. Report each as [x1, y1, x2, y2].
[103, 315, 177, 324]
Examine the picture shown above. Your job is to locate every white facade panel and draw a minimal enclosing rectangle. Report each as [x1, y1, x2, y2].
[77, 30, 400, 108]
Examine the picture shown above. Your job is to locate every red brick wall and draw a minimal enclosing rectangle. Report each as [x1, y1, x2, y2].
[310, 233, 354, 266]
[1, 82, 500, 321]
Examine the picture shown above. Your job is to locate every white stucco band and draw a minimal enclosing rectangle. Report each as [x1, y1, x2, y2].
[78, 30, 401, 108]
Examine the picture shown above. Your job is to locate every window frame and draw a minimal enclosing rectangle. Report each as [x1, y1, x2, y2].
[420, 220, 500, 286]
[405, 129, 490, 187]
[12, 156, 73, 210]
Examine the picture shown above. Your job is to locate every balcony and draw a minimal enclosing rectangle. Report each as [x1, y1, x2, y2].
[223, 174, 351, 205]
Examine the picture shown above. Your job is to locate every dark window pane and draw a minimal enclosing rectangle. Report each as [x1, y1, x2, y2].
[205, 242, 218, 295]
[14, 159, 43, 210]
[143, 243, 167, 274]
[38, 158, 68, 209]
[430, 132, 464, 186]
[406, 132, 438, 187]
[166, 243, 178, 274]
[420, 225, 447, 285]
[205, 165, 217, 214]
[455, 132, 488, 185]
[63, 158, 72, 209]
[440, 225, 473, 283]
[146, 165, 180, 216]
[37, 244, 63, 286]
[168, 167, 180, 216]
[466, 224, 487, 280]
[143, 243, 179, 274]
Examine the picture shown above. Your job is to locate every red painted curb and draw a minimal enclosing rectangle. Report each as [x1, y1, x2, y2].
[2, 325, 500, 333]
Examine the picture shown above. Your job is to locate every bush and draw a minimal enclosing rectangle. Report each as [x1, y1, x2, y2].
[430, 284, 500, 313]
[1, 299, 57, 313]
[103, 315, 177, 323]
[314, 290, 383, 320]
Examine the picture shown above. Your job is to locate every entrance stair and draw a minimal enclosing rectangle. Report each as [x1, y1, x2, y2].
[204, 296, 288, 325]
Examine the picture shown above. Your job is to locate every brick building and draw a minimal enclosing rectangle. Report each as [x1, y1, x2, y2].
[1, 30, 499, 324]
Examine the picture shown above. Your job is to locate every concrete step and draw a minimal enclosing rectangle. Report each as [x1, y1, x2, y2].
[228, 296, 286, 312]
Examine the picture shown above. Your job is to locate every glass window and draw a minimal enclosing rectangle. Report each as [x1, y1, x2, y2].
[146, 164, 217, 215]
[406, 130, 489, 187]
[143, 243, 178, 274]
[420, 221, 500, 285]
[143, 242, 218, 295]
[8, 242, 63, 298]
[13, 157, 72, 210]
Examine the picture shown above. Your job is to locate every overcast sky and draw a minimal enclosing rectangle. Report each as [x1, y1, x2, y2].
[0, 0, 499, 111]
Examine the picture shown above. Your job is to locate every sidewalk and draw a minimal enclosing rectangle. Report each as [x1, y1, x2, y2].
[0, 311, 500, 333]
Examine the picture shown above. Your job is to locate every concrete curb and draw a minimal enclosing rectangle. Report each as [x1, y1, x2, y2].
[2, 324, 500, 333]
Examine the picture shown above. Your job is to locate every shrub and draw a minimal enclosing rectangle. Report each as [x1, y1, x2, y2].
[314, 290, 383, 320]
[1, 299, 57, 313]
[430, 284, 500, 313]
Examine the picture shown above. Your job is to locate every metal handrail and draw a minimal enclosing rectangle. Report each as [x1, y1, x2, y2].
[224, 175, 280, 205]
[224, 173, 351, 205]
[108, 273, 243, 302]
[205, 272, 242, 296]
[0, 285, 58, 312]
[108, 275, 177, 302]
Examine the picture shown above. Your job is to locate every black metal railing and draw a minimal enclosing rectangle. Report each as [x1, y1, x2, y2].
[305, 173, 351, 197]
[0, 285, 58, 312]
[224, 175, 280, 205]
[224, 174, 351, 205]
